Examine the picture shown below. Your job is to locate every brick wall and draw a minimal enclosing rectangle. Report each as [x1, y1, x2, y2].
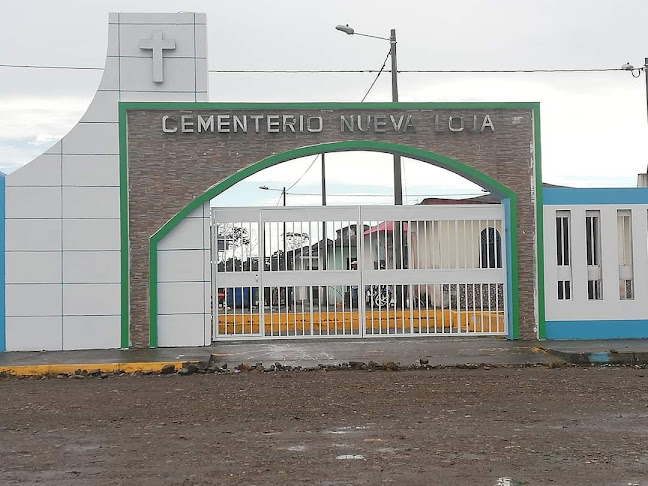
[127, 107, 538, 346]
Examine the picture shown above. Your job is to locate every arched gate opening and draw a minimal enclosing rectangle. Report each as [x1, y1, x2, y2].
[148, 141, 519, 346]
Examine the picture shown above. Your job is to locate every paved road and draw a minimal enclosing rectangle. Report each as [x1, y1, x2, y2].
[2, 366, 648, 485]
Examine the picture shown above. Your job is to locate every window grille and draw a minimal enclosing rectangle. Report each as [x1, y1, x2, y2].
[617, 210, 634, 300]
[480, 227, 502, 269]
[585, 211, 602, 300]
[556, 210, 572, 300]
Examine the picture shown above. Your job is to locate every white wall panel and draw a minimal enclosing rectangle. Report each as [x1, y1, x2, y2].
[5, 317, 62, 351]
[63, 284, 120, 315]
[119, 12, 198, 24]
[196, 59, 208, 92]
[79, 90, 119, 123]
[62, 122, 119, 155]
[203, 249, 211, 282]
[187, 205, 204, 218]
[195, 24, 208, 58]
[5, 252, 61, 284]
[204, 313, 212, 345]
[6, 219, 62, 251]
[631, 208, 648, 303]
[158, 282, 205, 314]
[107, 23, 119, 57]
[62, 251, 120, 284]
[63, 316, 121, 350]
[6, 284, 62, 317]
[62, 219, 120, 251]
[62, 186, 120, 218]
[62, 155, 119, 187]
[97, 58, 120, 91]
[118, 91, 199, 102]
[45, 141, 62, 156]
[6, 154, 61, 187]
[544, 204, 648, 321]
[158, 249, 205, 282]
[158, 217, 204, 250]
[119, 24, 198, 58]
[119, 57, 196, 92]
[203, 281, 211, 313]
[157, 314, 206, 347]
[203, 209, 211, 249]
[2, 11, 211, 352]
[5, 187, 61, 219]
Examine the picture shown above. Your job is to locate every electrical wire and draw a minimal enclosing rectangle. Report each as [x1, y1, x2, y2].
[280, 192, 486, 197]
[0, 63, 104, 70]
[281, 48, 392, 192]
[286, 155, 320, 191]
[360, 49, 391, 102]
[0, 63, 639, 74]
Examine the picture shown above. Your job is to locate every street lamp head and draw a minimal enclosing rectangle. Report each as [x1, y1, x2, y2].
[335, 24, 355, 35]
[259, 185, 269, 190]
[621, 62, 635, 71]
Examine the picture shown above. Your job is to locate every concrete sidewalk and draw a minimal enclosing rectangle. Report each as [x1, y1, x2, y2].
[1, 337, 557, 375]
[2, 337, 648, 376]
[539, 339, 648, 365]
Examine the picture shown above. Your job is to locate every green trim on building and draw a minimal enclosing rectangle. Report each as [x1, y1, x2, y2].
[118, 101, 540, 348]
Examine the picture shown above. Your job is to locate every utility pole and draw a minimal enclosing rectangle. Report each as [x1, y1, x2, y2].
[321, 154, 327, 305]
[321, 154, 327, 271]
[282, 186, 286, 270]
[390, 29, 402, 206]
[390, 29, 405, 309]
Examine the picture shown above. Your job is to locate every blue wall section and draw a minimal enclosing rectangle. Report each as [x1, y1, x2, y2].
[545, 320, 648, 340]
[0, 172, 5, 352]
[543, 187, 648, 205]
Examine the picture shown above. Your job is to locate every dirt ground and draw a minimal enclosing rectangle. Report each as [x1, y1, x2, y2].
[1, 366, 648, 485]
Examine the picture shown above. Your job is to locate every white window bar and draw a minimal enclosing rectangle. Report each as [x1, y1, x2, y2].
[586, 210, 603, 300]
[556, 210, 572, 301]
[617, 209, 634, 300]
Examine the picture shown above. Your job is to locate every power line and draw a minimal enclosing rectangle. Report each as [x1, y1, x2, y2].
[0, 63, 638, 74]
[361, 49, 391, 102]
[283, 49, 392, 191]
[0, 63, 104, 71]
[286, 155, 320, 191]
[209, 67, 631, 74]
[282, 192, 487, 197]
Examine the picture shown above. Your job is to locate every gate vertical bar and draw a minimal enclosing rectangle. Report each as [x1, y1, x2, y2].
[259, 212, 265, 337]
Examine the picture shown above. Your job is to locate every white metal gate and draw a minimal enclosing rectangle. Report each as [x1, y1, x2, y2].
[211, 204, 507, 340]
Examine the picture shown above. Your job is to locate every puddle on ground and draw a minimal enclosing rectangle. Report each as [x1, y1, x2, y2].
[497, 478, 525, 486]
[275, 445, 307, 452]
[325, 426, 369, 435]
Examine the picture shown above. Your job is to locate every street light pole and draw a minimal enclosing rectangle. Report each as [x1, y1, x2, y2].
[644, 57, 648, 125]
[336, 24, 403, 206]
[336, 24, 406, 308]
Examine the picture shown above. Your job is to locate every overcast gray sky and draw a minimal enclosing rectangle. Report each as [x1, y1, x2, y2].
[2, 0, 648, 205]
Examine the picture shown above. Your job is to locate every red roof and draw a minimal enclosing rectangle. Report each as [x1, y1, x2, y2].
[364, 221, 408, 235]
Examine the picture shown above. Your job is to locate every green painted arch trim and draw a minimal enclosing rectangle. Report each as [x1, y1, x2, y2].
[147, 140, 520, 347]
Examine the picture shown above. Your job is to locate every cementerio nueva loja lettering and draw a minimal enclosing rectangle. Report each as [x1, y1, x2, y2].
[161, 113, 496, 134]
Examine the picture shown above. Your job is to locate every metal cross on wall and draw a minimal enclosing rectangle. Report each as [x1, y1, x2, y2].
[139, 31, 176, 83]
